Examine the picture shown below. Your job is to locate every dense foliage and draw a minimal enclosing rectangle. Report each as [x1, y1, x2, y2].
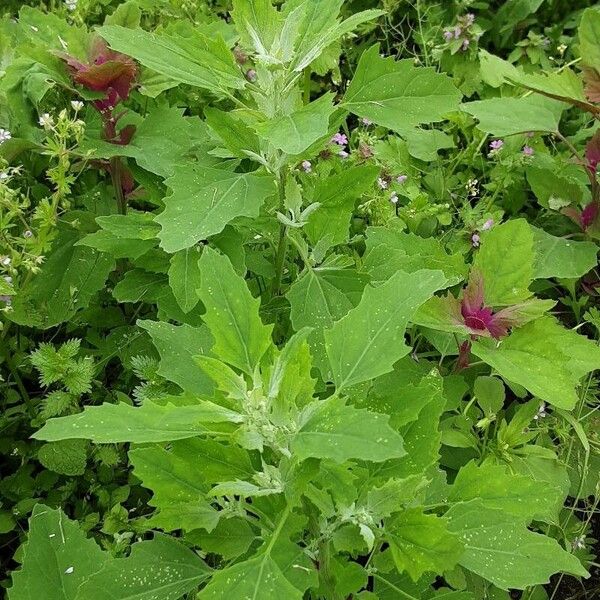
[1, 0, 600, 598]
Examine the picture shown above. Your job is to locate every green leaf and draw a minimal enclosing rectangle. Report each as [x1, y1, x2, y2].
[168, 247, 203, 313]
[580, 8, 600, 69]
[325, 269, 448, 390]
[37, 440, 87, 476]
[256, 93, 335, 155]
[197, 247, 274, 375]
[305, 166, 379, 247]
[343, 45, 461, 132]
[386, 509, 462, 581]
[292, 396, 406, 462]
[364, 227, 466, 284]
[204, 108, 261, 159]
[138, 320, 215, 395]
[77, 231, 156, 260]
[9, 504, 107, 600]
[472, 317, 600, 409]
[76, 534, 212, 600]
[473, 219, 534, 305]
[130, 442, 219, 533]
[461, 95, 563, 136]
[156, 165, 276, 252]
[531, 225, 597, 279]
[99, 25, 245, 92]
[199, 554, 303, 599]
[33, 401, 241, 443]
[446, 501, 587, 590]
[187, 517, 256, 559]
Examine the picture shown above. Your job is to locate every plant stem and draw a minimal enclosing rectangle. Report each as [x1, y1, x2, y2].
[110, 157, 127, 215]
[272, 169, 288, 296]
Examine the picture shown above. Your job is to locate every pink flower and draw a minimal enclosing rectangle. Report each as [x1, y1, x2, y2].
[443, 30, 453, 41]
[481, 218, 494, 231]
[396, 175, 407, 184]
[361, 117, 372, 126]
[471, 233, 480, 247]
[522, 145, 534, 156]
[331, 132, 348, 146]
[489, 139, 503, 151]
[462, 39, 470, 51]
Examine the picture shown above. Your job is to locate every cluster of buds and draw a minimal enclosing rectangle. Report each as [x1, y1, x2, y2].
[443, 13, 480, 52]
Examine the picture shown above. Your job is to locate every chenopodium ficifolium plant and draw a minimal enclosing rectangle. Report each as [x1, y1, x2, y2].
[6, 1, 600, 599]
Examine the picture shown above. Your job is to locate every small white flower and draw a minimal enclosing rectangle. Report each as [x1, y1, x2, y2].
[396, 175, 407, 184]
[377, 177, 388, 190]
[533, 402, 547, 420]
[71, 100, 84, 112]
[38, 113, 54, 129]
[0, 129, 12, 144]
[24, 230, 33, 238]
[0, 171, 8, 180]
[572, 535, 586, 550]
[4, 276, 12, 284]
[65, 0, 78, 11]
[301, 160, 312, 173]
[390, 192, 399, 204]
[1, 256, 11, 266]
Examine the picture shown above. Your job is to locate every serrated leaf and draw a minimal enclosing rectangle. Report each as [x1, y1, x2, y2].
[76, 534, 212, 600]
[37, 440, 87, 476]
[256, 93, 335, 155]
[386, 509, 462, 581]
[325, 269, 448, 390]
[472, 317, 600, 409]
[197, 247, 274, 375]
[33, 401, 241, 443]
[168, 247, 203, 313]
[292, 396, 405, 462]
[446, 501, 587, 590]
[156, 165, 276, 252]
[343, 45, 461, 132]
[129, 442, 219, 533]
[9, 504, 107, 600]
[138, 320, 215, 395]
[473, 219, 534, 306]
[99, 25, 245, 92]
[580, 8, 600, 70]
[531, 225, 597, 279]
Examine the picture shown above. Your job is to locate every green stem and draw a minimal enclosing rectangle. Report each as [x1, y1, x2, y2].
[272, 169, 288, 296]
[303, 68, 311, 104]
[110, 156, 127, 215]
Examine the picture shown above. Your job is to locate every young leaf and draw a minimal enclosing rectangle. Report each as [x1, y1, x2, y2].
[325, 269, 448, 390]
[9, 504, 107, 600]
[446, 501, 588, 590]
[292, 396, 406, 463]
[156, 165, 276, 252]
[168, 247, 203, 313]
[76, 534, 212, 600]
[33, 401, 242, 443]
[385, 509, 462, 581]
[197, 247, 274, 375]
[343, 45, 461, 132]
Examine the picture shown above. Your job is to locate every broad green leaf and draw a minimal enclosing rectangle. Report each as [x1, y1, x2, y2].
[76, 534, 212, 600]
[204, 108, 261, 159]
[231, 0, 282, 57]
[401, 127, 455, 162]
[156, 165, 276, 252]
[8, 229, 115, 329]
[168, 247, 203, 313]
[256, 93, 335, 155]
[449, 461, 562, 522]
[9, 504, 107, 600]
[325, 269, 448, 390]
[305, 165, 379, 247]
[446, 501, 587, 590]
[199, 554, 303, 599]
[386, 509, 462, 581]
[187, 517, 256, 560]
[112, 269, 166, 304]
[99, 25, 245, 92]
[472, 317, 600, 409]
[197, 247, 274, 375]
[531, 225, 597, 279]
[76, 231, 156, 260]
[461, 95, 563, 136]
[343, 45, 461, 132]
[526, 157, 587, 209]
[130, 442, 219, 533]
[79, 107, 210, 178]
[138, 320, 215, 395]
[580, 8, 600, 69]
[292, 396, 406, 462]
[97, 211, 161, 240]
[364, 227, 466, 284]
[37, 439, 87, 477]
[33, 401, 241, 443]
[473, 219, 534, 305]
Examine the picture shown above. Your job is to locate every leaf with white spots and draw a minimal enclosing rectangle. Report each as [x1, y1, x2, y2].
[446, 501, 588, 590]
[292, 396, 406, 463]
[324, 269, 448, 390]
[33, 401, 242, 443]
[76, 534, 212, 600]
[9, 504, 107, 600]
[197, 247, 274, 375]
[156, 165, 276, 252]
